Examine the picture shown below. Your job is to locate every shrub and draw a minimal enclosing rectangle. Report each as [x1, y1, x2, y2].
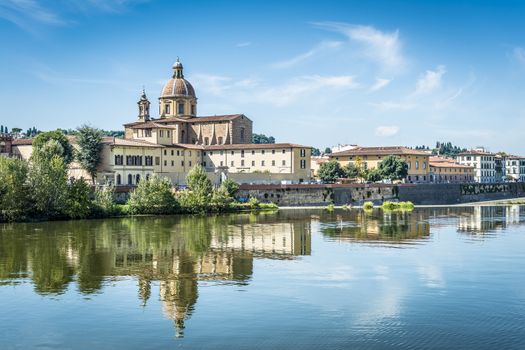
[93, 184, 117, 216]
[318, 160, 345, 183]
[248, 196, 260, 209]
[381, 201, 415, 211]
[128, 175, 178, 215]
[0, 157, 30, 221]
[220, 179, 239, 198]
[363, 201, 374, 210]
[65, 178, 93, 219]
[326, 203, 335, 212]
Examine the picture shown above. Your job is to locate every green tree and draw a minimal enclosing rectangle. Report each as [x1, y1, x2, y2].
[311, 148, 321, 156]
[65, 178, 92, 219]
[252, 133, 276, 144]
[93, 184, 117, 216]
[378, 155, 408, 181]
[76, 125, 103, 184]
[318, 160, 344, 183]
[29, 155, 69, 219]
[128, 175, 178, 215]
[343, 163, 360, 178]
[0, 157, 30, 221]
[220, 178, 239, 198]
[323, 147, 332, 154]
[366, 168, 382, 182]
[187, 165, 213, 196]
[32, 130, 74, 164]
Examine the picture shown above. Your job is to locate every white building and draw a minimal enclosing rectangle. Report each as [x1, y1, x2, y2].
[505, 156, 525, 182]
[456, 148, 496, 183]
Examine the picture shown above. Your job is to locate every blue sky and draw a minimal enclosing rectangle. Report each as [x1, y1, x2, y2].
[1, 0, 525, 153]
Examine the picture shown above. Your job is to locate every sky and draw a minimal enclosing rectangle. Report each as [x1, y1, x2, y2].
[1, 0, 525, 153]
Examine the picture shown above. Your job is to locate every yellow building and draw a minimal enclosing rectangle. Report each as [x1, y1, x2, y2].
[329, 146, 431, 182]
[429, 156, 475, 183]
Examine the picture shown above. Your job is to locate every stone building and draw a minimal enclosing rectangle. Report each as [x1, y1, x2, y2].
[456, 148, 496, 183]
[0, 133, 12, 157]
[428, 156, 475, 183]
[505, 155, 525, 182]
[329, 146, 431, 183]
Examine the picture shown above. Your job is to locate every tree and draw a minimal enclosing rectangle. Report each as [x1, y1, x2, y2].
[187, 165, 213, 196]
[65, 178, 92, 219]
[252, 133, 276, 144]
[220, 178, 239, 198]
[32, 130, 74, 164]
[128, 175, 178, 215]
[29, 155, 69, 219]
[311, 148, 321, 156]
[318, 160, 344, 183]
[0, 157, 30, 221]
[93, 184, 117, 216]
[378, 155, 408, 181]
[366, 168, 382, 182]
[323, 147, 332, 154]
[76, 125, 103, 184]
[343, 163, 360, 178]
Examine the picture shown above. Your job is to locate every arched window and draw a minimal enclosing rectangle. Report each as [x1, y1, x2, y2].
[128, 174, 132, 185]
[165, 104, 170, 114]
[116, 174, 121, 185]
[136, 174, 140, 183]
[181, 130, 185, 143]
[204, 137, 209, 145]
[146, 174, 150, 181]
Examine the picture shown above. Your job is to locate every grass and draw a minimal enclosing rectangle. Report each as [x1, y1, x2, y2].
[363, 201, 374, 210]
[381, 201, 414, 211]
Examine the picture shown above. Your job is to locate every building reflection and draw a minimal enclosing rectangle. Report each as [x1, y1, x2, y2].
[0, 214, 311, 337]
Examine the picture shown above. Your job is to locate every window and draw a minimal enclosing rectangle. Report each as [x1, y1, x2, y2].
[220, 161, 224, 166]
[181, 161, 185, 166]
[209, 151, 213, 155]
[252, 161, 255, 166]
[203, 161, 207, 167]
[155, 157, 160, 165]
[167, 131, 171, 138]
[218, 137, 223, 144]
[231, 151, 234, 155]
[128, 174, 133, 185]
[203, 151, 206, 156]
[231, 161, 234, 167]
[262, 150, 265, 155]
[204, 137, 209, 145]
[300, 149, 306, 157]
[145, 156, 153, 166]
[272, 150, 275, 154]
[189, 161, 192, 166]
[261, 160, 265, 166]
[416, 160, 419, 169]
[171, 160, 174, 166]
[252, 150, 255, 155]
[114, 155, 123, 165]
[282, 149, 286, 154]
[191, 104, 195, 115]
[136, 174, 140, 183]
[423, 161, 427, 169]
[159, 130, 164, 137]
[241, 150, 244, 157]
[164, 160, 167, 166]
[165, 104, 170, 114]
[116, 174, 121, 185]
[282, 160, 286, 166]
[300, 160, 306, 169]
[241, 160, 245, 166]
[240, 127, 245, 142]
[178, 103, 184, 114]
[272, 160, 275, 166]
[164, 150, 167, 155]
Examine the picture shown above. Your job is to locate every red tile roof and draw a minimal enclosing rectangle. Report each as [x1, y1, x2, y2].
[330, 146, 430, 157]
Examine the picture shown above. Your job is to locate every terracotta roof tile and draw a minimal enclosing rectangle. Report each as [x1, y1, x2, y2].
[330, 146, 430, 157]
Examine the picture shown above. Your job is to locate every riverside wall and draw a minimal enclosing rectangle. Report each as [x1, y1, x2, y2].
[237, 182, 525, 206]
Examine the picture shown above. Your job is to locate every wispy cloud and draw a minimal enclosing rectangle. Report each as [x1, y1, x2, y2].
[375, 125, 400, 137]
[314, 22, 405, 70]
[414, 65, 446, 94]
[512, 46, 525, 66]
[369, 78, 392, 92]
[190, 74, 258, 96]
[0, 0, 69, 29]
[236, 41, 252, 48]
[370, 101, 415, 111]
[272, 41, 343, 69]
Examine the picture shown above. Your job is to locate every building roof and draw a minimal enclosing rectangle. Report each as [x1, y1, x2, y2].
[123, 114, 247, 128]
[202, 143, 310, 151]
[429, 156, 474, 169]
[102, 137, 163, 148]
[11, 138, 33, 145]
[330, 146, 430, 157]
[160, 77, 195, 98]
[457, 149, 495, 156]
[129, 121, 178, 129]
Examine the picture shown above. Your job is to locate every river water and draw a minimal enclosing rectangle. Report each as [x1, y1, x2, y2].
[1, 206, 525, 349]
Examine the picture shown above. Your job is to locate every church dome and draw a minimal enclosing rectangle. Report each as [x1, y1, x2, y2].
[160, 58, 196, 98]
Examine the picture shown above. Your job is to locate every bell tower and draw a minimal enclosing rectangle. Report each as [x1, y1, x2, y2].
[137, 89, 150, 122]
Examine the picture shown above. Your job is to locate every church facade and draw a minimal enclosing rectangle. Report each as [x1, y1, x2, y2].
[93, 59, 311, 186]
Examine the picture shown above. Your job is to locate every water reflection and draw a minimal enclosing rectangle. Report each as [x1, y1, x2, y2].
[2, 205, 525, 339]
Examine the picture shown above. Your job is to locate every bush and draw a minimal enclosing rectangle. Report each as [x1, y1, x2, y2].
[248, 197, 260, 209]
[326, 203, 335, 212]
[65, 178, 92, 219]
[318, 160, 345, 183]
[0, 157, 30, 221]
[221, 179, 239, 198]
[93, 184, 117, 216]
[363, 201, 374, 210]
[381, 201, 415, 211]
[128, 175, 178, 215]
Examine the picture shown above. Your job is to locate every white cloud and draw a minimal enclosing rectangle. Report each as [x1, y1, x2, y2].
[272, 41, 343, 69]
[415, 65, 446, 94]
[512, 47, 525, 66]
[375, 125, 400, 137]
[370, 101, 415, 111]
[190, 74, 259, 96]
[314, 22, 405, 70]
[236, 41, 252, 48]
[369, 78, 392, 92]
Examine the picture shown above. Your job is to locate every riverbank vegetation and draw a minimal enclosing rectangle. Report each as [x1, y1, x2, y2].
[318, 156, 408, 183]
[0, 129, 277, 223]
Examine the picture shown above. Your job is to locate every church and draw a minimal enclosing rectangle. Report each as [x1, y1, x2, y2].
[92, 59, 312, 186]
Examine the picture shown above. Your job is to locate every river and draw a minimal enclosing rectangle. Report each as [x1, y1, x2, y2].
[1, 206, 525, 349]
